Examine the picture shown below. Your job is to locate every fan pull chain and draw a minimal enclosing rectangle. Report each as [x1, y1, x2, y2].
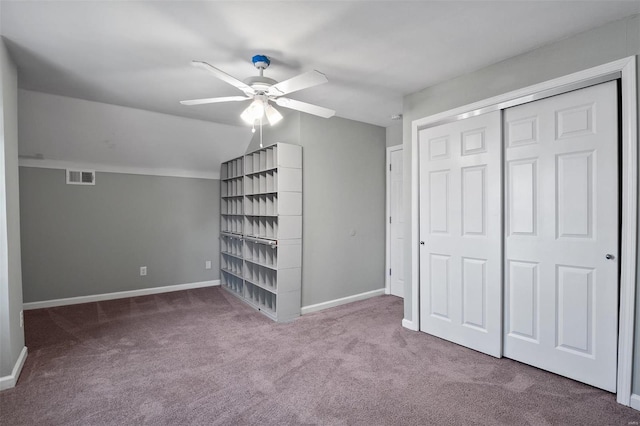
[259, 117, 263, 148]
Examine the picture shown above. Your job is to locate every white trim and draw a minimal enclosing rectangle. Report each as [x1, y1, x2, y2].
[0, 346, 27, 391]
[410, 112, 420, 332]
[630, 394, 640, 411]
[616, 57, 637, 407]
[386, 145, 403, 296]
[301, 288, 385, 315]
[402, 318, 419, 331]
[412, 57, 632, 130]
[19, 159, 220, 180]
[23, 280, 220, 310]
[410, 56, 637, 406]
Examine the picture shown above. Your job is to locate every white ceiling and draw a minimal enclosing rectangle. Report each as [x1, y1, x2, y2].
[2, 1, 639, 130]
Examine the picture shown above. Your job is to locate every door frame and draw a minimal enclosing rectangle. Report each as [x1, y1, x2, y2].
[409, 56, 637, 406]
[386, 145, 403, 296]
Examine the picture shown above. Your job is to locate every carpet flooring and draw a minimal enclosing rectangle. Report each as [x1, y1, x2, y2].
[1, 287, 638, 425]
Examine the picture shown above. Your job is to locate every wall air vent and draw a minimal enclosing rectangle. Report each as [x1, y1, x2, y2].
[66, 169, 95, 185]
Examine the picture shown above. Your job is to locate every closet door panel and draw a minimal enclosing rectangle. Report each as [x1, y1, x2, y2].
[419, 111, 502, 358]
[503, 81, 618, 392]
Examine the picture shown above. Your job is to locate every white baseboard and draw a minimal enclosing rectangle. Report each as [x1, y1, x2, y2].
[301, 288, 385, 315]
[630, 394, 640, 410]
[402, 318, 419, 331]
[23, 280, 220, 310]
[0, 346, 28, 391]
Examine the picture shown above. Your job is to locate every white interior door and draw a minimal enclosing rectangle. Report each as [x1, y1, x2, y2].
[503, 81, 619, 392]
[390, 148, 405, 298]
[419, 111, 502, 357]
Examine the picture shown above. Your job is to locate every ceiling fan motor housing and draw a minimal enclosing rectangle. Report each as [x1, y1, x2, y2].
[243, 75, 278, 93]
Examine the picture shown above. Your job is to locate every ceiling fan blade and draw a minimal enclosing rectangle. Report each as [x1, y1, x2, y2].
[192, 60, 255, 95]
[180, 96, 252, 106]
[275, 97, 335, 118]
[267, 70, 328, 96]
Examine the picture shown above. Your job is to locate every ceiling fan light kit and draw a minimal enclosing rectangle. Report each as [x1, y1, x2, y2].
[180, 54, 335, 129]
[240, 97, 265, 124]
[264, 103, 283, 125]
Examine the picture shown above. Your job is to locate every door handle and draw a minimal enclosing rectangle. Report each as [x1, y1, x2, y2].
[420, 241, 425, 245]
[605, 254, 615, 260]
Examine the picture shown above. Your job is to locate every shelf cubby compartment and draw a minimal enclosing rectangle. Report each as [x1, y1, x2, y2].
[221, 216, 243, 234]
[221, 255, 243, 277]
[266, 194, 276, 216]
[232, 157, 243, 178]
[243, 238, 302, 307]
[245, 143, 299, 170]
[246, 143, 301, 174]
[243, 238, 301, 269]
[244, 282, 277, 317]
[244, 216, 302, 240]
[252, 151, 260, 173]
[221, 162, 228, 180]
[244, 262, 277, 291]
[260, 149, 267, 171]
[221, 270, 243, 295]
[244, 194, 288, 216]
[221, 156, 244, 180]
[243, 239, 277, 266]
[243, 217, 272, 240]
[221, 177, 244, 198]
[243, 153, 253, 175]
[244, 168, 302, 195]
[245, 260, 302, 295]
[220, 234, 243, 257]
[266, 146, 275, 169]
[221, 197, 244, 215]
[266, 170, 274, 192]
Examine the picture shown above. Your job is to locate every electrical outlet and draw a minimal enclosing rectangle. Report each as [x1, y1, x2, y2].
[205, 260, 212, 270]
[140, 266, 147, 276]
[20, 310, 23, 328]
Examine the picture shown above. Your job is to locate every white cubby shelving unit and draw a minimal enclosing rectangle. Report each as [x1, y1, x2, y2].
[219, 143, 302, 322]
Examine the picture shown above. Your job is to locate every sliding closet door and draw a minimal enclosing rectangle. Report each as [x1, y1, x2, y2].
[503, 81, 618, 392]
[418, 111, 502, 357]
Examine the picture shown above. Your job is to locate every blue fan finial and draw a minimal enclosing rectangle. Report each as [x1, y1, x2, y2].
[252, 55, 270, 69]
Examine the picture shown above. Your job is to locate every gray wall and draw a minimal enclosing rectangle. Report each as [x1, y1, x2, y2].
[401, 14, 639, 389]
[0, 37, 25, 378]
[19, 168, 220, 302]
[386, 123, 402, 148]
[246, 114, 386, 307]
[299, 114, 386, 306]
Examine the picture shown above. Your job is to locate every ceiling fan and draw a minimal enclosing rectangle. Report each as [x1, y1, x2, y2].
[180, 55, 336, 126]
